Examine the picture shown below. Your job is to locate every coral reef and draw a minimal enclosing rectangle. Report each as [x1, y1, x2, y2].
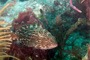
[1, 0, 90, 60]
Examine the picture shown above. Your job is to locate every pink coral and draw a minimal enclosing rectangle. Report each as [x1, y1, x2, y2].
[69, 0, 82, 13]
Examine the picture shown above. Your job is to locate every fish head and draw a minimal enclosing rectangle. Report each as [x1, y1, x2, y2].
[29, 25, 58, 50]
[15, 24, 58, 50]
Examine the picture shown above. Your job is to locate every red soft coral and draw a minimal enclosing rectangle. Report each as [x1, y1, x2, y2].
[84, 0, 90, 20]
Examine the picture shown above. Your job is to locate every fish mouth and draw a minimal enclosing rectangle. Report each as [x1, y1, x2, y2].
[40, 43, 58, 50]
[47, 43, 58, 49]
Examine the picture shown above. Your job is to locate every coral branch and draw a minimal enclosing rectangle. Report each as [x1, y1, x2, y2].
[0, 52, 20, 60]
[0, 21, 20, 60]
[64, 18, 87, 46]
[0, 21, 8, 25]
[0, 4, 10, 14]
[40, 9, 49, 25]
[84, 0, 90, 20]
[0, 26, 12, 31]
[69, 0, 82, 13]
[81, 0, 85, 4]
[66, 18, 83, 36]
[0, 21, 12, 51]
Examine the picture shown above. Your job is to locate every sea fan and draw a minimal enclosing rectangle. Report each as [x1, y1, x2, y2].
[0, 21, 12, 51]
[0, 21, 20, 60]
[0, 52, 20, 60]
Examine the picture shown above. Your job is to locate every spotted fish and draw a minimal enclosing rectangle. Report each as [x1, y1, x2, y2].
[12, 10, 57, 49]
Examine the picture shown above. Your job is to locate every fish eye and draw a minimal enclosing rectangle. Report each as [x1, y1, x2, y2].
[14, 21, 18, 24]
[14, 21, 18, 25]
